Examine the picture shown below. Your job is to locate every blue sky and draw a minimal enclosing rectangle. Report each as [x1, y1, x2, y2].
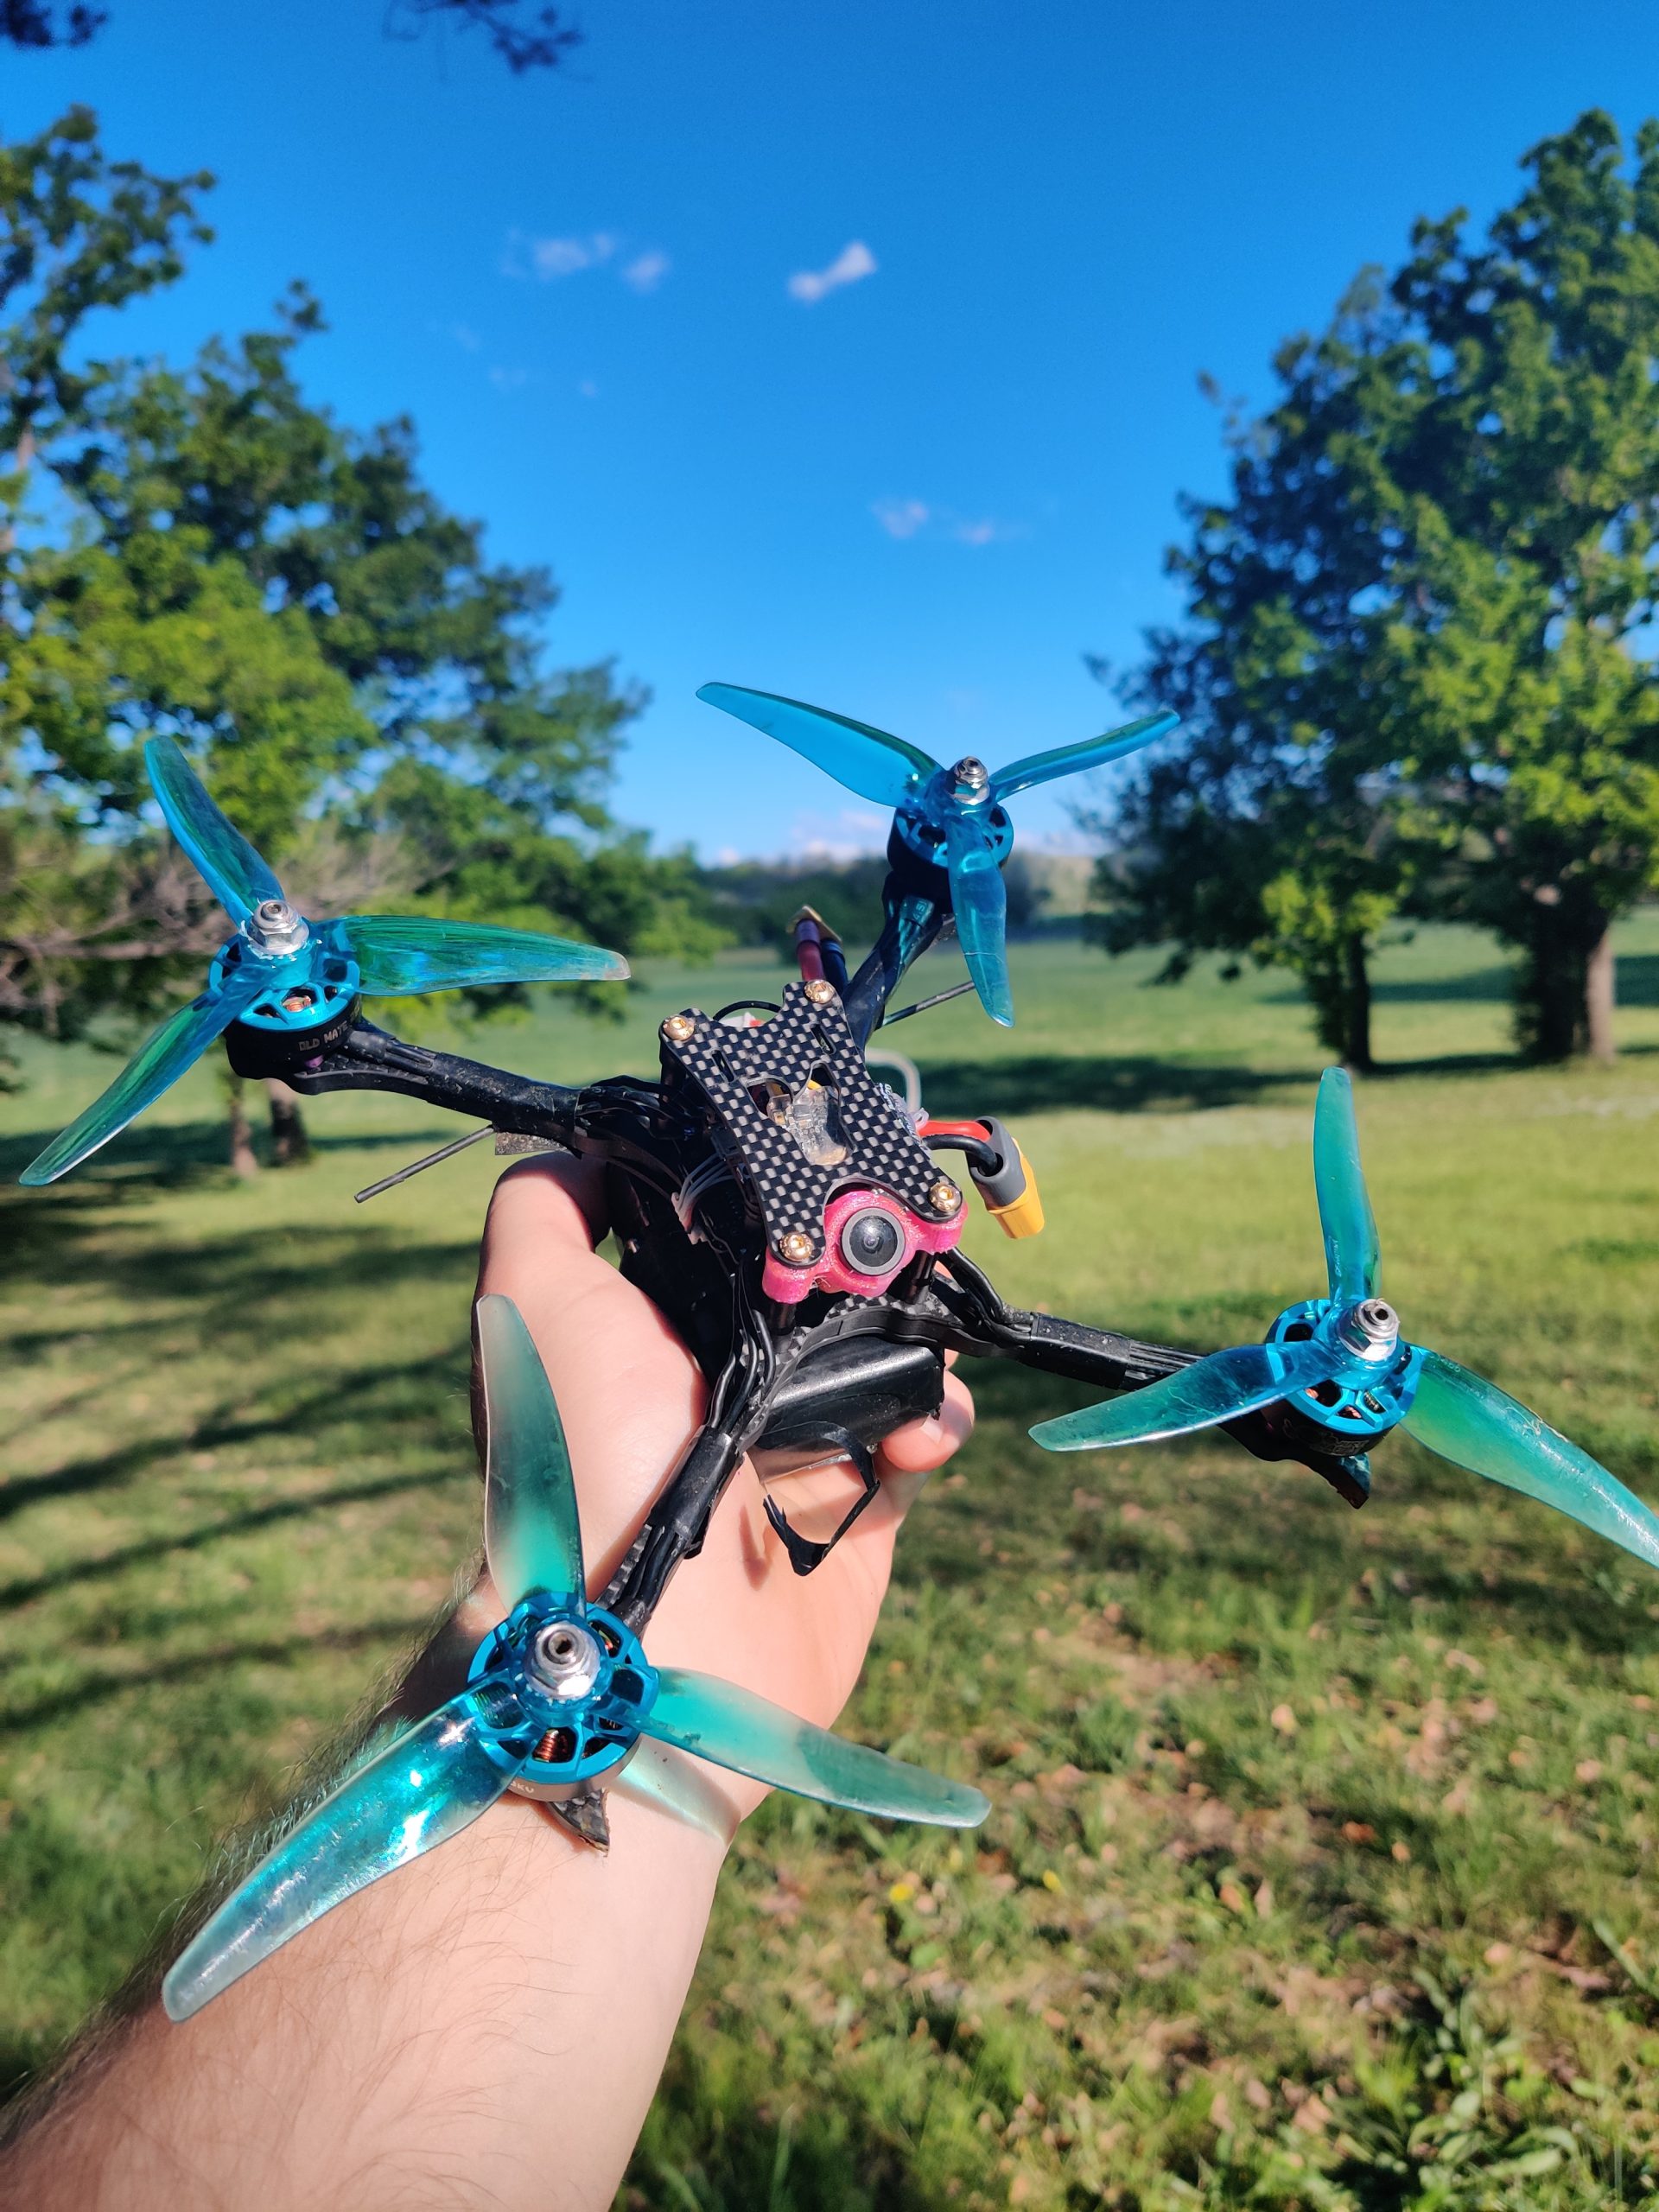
[7, 0, 1658, 860]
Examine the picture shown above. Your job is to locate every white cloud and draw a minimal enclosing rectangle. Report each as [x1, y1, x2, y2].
[578, 378, 600, 399]
[704, 810, 887, 867]
[789, 807, 889, 861]
[502, 229, 671, 296]
[489, 365, 531, 391]
[537, 231, 616, 277]
[873, 497, 930, 539]
[621, 249, 671, 294]
[872, 498, 1024, 549]
[787, 239, 877, 304]
[503, 228, 620, 281]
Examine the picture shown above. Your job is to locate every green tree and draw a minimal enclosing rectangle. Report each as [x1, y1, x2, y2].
[0, 110, 213, 1070]
[57, 297, 709, 988]
[1, 111, 711, 1154]
[1098, 111, 1659, 1065]
[1368, 111, 1659, 1061]
[1087, 285, 1427, 1071]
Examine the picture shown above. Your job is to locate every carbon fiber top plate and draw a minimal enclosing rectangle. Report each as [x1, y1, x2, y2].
[659, 982, 960, 1265]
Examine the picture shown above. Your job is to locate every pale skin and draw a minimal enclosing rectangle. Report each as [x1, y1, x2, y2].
[0, 1157, 976, 2212]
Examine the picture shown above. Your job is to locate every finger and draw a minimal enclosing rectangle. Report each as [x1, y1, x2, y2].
[480, 1152, 611, 1258]
[878, 1370, 976, 1478]
[874, 1370, 975, 1520]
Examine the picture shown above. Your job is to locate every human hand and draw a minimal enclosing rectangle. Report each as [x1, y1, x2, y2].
[471, 1154, 976, 1827]
[0, 1153, 976, 2212]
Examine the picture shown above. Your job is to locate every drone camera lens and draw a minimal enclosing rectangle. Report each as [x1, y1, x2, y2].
[839, 1205, 905, 1277]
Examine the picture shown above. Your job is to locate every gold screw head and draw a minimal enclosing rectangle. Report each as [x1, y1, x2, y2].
[779, 1230, 816, 1264]
[929, 1178, 963, 1216]
[662, 1014, 696, 1044]
[803, 978, 836, 1006]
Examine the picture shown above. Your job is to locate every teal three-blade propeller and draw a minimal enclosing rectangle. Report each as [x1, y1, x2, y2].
[20, 739, 629, 1188]
[162, 1294, 987, 2021]
[1031, 1070, 1659, 1573]
[696, 683, 1178, 1027]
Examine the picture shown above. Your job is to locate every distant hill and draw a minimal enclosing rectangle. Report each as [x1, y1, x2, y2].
[699, 850, 1095, 960]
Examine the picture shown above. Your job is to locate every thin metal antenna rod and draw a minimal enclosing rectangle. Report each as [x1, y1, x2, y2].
[354, 1124, 495, 1205]
[880, 980, 976, 1027]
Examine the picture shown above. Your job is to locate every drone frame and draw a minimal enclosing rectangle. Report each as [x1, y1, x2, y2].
[23, 696, 1659, 1867]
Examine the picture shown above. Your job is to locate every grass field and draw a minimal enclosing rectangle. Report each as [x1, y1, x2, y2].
[9, 921, 1659, 2207]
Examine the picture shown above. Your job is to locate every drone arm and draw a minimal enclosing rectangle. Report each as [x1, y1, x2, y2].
[929, 1249, 1190, 1388]
[276, 1019, 584, 1147]
[842, 875, 948, 1046]
[931, 1252, 1373, 1503]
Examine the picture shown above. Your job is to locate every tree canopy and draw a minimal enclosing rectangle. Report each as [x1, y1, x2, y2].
[1096, 111, 1659, 1065]
[0, 110, 708, 1122]
[1, 0, 582, 73]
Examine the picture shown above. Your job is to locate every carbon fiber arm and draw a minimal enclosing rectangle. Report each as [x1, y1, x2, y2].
[278, 1020, 583, 1146]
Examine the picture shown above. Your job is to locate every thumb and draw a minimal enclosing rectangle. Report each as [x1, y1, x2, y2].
[874, 1367, 977, 1523]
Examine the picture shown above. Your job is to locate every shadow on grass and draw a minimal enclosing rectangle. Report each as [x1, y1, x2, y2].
[1365, 1048, 1520, 1080]
[1616, 952, 1659, 1008]
[906, 1053, 1308, 1118]
[1261, 963, 1518, 1010]
[0, 1153, 474, 1365]
[1371, 963, 1516, 1006]
[0, 1465, 460, 1609]
[895, 1038, 1642, 1116]
[14, 1222, 469, 1325]
[0, 1116, 259, 1194]
[1369, 1037, 1659, 1081]
[0, 1618, 428, 1737]
[0, 1113, 461, 1191]
[0, 1345, 465, 1522]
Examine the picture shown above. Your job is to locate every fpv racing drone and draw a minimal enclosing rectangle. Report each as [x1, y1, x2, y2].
[22, 685, 1659, 2019]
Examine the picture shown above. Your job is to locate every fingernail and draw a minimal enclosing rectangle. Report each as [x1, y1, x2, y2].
[884, 1462, 936, 1517]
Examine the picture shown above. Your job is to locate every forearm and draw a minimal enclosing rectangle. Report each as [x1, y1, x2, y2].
[0, 1593, 735, 2212]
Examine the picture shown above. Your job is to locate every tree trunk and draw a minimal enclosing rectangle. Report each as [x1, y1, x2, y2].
[1585, 926, 1617, 1065]
[266, 1079, 311, 1166]
[1516, 900, 1584, 1062]
[1306, 936, 1374, 1072]
[1340, 934, 1373, 1073]
[226, 1077, 259, 1179]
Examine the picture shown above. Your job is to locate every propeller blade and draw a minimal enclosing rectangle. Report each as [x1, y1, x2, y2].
[1031, 1337, 1334, 1451]
[990, 709, 1179, 804]
[1402, 1351, 1659, 1571]
[339, 915, 628, 997]
[162, 1688, 518, 2021]
[20, 968, 264, 1187]
[1313, 1068, 1381, 1303]
[941, 809, 1014, 1027]
[145, 737, 286, 924]
[475, 1294, 587, 1610]
[643, 1669, 989, 1827]
[696, 683, 936, 810]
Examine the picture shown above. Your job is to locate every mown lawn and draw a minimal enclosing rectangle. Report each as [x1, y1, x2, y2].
[8, 921, 1659, 2207]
